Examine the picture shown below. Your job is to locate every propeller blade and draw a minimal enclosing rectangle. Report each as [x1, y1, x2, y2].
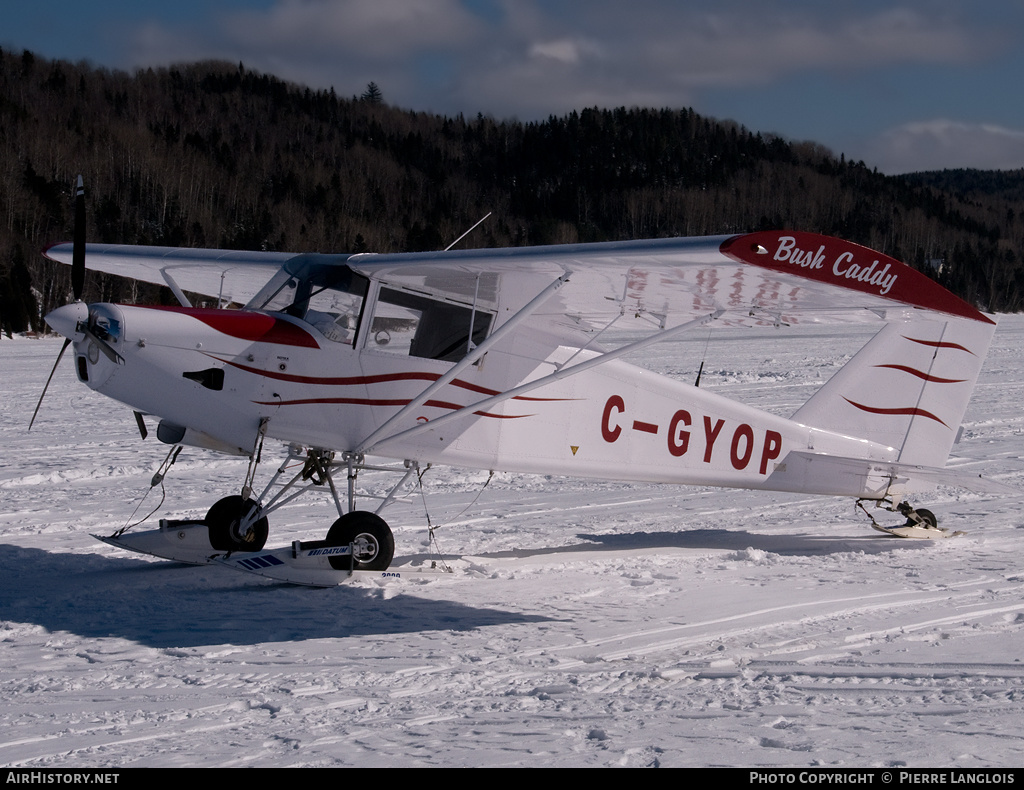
[72, 175, 85, 301]
[31, 177, 96, 430]
[29, 338, 71, 431]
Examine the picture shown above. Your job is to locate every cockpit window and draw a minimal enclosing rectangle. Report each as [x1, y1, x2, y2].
[369, 287, 493, 362]
[247, 259, 368, 345]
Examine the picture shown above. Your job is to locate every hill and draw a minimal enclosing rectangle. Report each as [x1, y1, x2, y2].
[2, 49, 1023, 335]
[903, 168, 1024, 203]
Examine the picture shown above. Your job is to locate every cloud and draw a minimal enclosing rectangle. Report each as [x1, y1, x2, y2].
[225, 0, 483, 58]
[122, 0, 486, 106]
[113, 0, 1014, 161]
[865, 120, 1024, 174]
[529, 38, 603, 65]
[544, 5, 980, 80]
[119, 1, 996, 111]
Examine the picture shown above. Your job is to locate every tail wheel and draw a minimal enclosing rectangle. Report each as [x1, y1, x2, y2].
[908, 508, 938, 529]
[205, 495, 269, 551]
[326, 511, 395, 571]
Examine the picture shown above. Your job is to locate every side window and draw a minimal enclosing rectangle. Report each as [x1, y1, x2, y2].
[370, 287, 493, 362]
[370, 297, 421, 356]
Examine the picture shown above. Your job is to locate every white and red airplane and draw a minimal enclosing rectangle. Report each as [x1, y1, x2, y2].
[36, 178, 1007, 585]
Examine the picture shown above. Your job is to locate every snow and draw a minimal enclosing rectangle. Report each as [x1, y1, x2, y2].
[2, 317, 1023, 768]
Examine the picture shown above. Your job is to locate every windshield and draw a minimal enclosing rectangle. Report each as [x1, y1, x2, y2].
[246, 257, 368, 345]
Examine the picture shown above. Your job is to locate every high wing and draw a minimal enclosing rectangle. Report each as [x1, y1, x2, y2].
[47, 231, 990, 327]
[43, 243, 297, 307]
[344, 231, 991, 333]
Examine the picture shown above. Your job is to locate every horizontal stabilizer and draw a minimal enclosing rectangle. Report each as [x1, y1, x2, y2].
[765, 451, 1015, 499]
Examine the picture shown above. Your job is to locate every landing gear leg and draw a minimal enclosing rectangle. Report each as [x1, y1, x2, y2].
[242, 448, 410, 571]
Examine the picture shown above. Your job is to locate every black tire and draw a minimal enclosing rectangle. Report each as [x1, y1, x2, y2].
[907, 507, 938, 529]
[205, 495, 269, 551]
[326, 511, 395, 571]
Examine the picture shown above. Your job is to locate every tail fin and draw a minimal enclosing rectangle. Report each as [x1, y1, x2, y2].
[792, 315, 996, 467]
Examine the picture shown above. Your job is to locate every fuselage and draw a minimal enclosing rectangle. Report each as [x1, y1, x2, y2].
[52, 296, 901, 498]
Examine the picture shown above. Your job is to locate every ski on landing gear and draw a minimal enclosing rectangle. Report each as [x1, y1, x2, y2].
[215, 535, 450, 587]
[859, 500, 965, 540]
[95, 518, 226, 565]
[95, 492, 270, 565]
[95, 445, 434, 584]
[214, 509, 449, 587]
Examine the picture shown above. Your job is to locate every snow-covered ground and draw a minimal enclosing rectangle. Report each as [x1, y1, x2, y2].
[2, 317, 1022, 768]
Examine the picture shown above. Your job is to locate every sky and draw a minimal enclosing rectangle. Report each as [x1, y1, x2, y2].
[4, 0, 1024, 175]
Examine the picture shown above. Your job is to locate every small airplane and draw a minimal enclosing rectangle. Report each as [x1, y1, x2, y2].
[35, 177, 1009, 585]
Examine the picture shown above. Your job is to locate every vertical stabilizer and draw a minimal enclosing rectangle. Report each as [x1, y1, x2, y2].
[792, 315, 996, 467]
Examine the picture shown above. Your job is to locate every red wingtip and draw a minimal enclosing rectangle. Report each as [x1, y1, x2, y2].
[721, 231, 995, 324]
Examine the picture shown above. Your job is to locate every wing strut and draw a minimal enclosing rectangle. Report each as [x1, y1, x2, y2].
[160, 267, 193, 307]
[361, 308, 725, 456]
[355, 271, 572, 454]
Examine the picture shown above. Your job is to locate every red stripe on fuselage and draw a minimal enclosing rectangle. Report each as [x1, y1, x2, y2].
[251, 395, 531, 419]
[139, 306, 320, 348]
[214, 356, 572, 402]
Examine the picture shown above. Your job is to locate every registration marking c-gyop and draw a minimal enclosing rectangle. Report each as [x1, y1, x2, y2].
[601, 394, 782, 474]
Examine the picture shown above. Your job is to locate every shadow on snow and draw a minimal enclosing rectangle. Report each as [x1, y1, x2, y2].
[0, 544, 551, 649]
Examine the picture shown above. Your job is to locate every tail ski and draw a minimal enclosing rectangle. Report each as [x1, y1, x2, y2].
[791, 314, 996, 468]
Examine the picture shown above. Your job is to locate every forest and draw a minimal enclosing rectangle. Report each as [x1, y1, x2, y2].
[2, 47, 1024, 336]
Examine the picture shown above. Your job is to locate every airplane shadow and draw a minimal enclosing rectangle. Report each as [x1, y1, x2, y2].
[0, 543, 551, 649]
[446, 526, 926, 561]
[0, 527, 919, 649]
[580, 527, 926, 555]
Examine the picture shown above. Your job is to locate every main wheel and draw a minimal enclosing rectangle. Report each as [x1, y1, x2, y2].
[907, 508, 938, 529]
[326, 511, 395, 571]
[205, 495, 269, 551]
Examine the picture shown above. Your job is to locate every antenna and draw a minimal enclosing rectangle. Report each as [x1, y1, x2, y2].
[444, 212, 492, 252]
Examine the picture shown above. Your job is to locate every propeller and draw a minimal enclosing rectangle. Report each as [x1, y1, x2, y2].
[71, 175, 85, 300]
[30, 176, 121, 430]
[28, 336, 72, 430]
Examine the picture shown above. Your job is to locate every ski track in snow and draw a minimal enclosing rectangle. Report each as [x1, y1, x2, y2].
[2, 319, 1023, 767]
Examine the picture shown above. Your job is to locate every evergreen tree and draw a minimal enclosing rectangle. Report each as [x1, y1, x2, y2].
[361, 82, 383, 105]
[0, 245, 38, 337]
